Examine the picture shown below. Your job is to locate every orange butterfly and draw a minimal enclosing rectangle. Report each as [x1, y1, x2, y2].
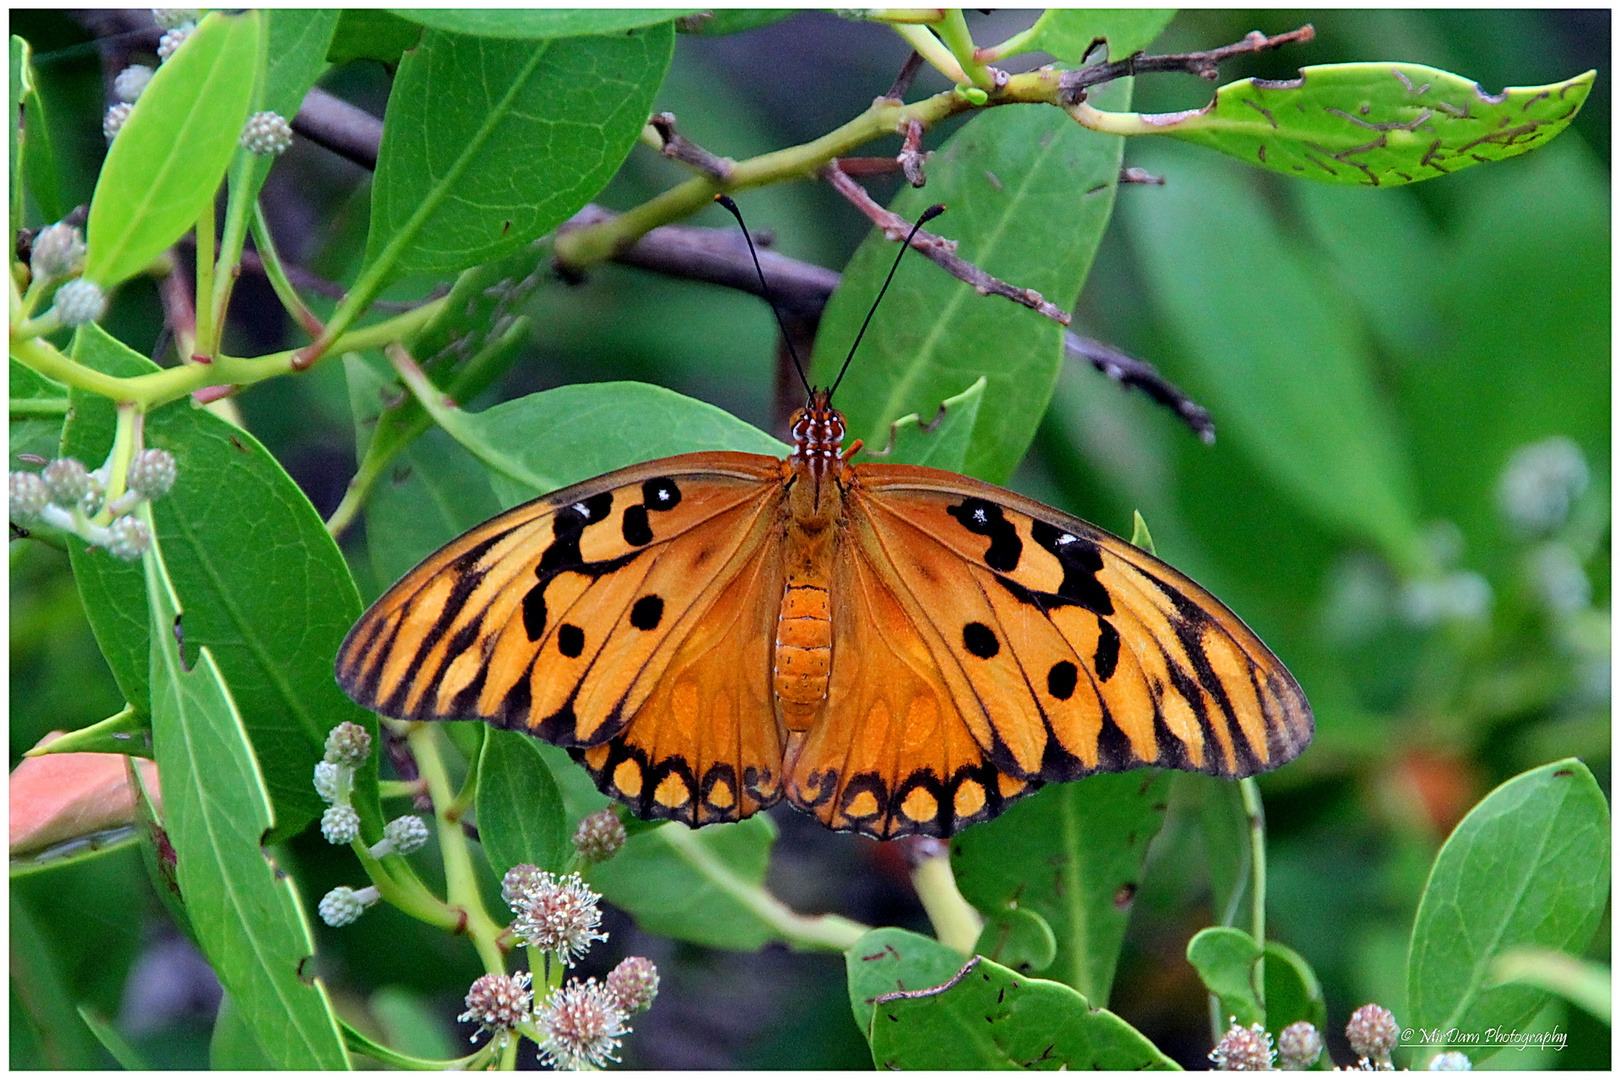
[336, 208, 1312, 841]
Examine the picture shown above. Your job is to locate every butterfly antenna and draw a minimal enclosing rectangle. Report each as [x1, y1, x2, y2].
[714, 194, 812, 397]
[830, 203, 945, 397]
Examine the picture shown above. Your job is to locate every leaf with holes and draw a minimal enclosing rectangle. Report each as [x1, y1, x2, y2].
[145, 524, 348, 1068]
[1008, 9, 1174, 63]
[1131, 64, 1594, 187]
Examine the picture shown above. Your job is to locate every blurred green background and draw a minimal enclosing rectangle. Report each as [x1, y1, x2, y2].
[11, 9, 1608, 1069]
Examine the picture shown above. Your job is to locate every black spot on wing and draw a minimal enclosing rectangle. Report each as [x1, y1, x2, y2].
[642, 477, 682, 511]
[962, 621, 1000, 659]
[839, 773, 889, 823]
[1030, 520, 1113, 615]
[947, 497, 1022, 572]
[557, 623, 585, 658]
[1046, 660, 1078, 700]
[1095, 702, 1136, 770]
[621, 504, 652, 546]
[629, 594, 664, 631]
[522, 583, 547, 642]
[1093, 617, 1120, 681]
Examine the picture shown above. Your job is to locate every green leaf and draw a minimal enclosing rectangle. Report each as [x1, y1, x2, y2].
[63, 325, 377, 841]
[952, 770, 1171, 1003]
[76, 1004, 149, 1070]
[865, 376, 984, 472]
[10, 356, 68, 470]
[476, 729, 569, 875]
[971, 905, 1058, 973]
[1014, 9, 1175, 63]
[11, 898, 102, 1068]
[209, 993, 275, 1069]
[263, 9, 340, 121]
[1490, 948, 1610, 1025]
[586, 816, 782, 949]
[1183, 773, 1251, 928]
[810, 70, 1141, 484]
[83, 10, 260, 288]
[392, 9, 692, 38]
[1121, 140, 1424, 569]
[1148, 64, 1594, 188]
[369, 986, 457, 1061]
[12, 33, 62, 228]
[1406, 758, 1609, 1055]
[864, 949, 1178, 1069]
[327, 10, 421, 66]
[365, 24, 672, 281]
[1187, 925, 1264, 1028]
[677, 10, 797, 36]
[144, 522, 350, 1069]
[1264, 941, 1326, 1034]
[476, 382, 787, 508]
[846, 927, 978, 1037]
[129, 756, 198, 946]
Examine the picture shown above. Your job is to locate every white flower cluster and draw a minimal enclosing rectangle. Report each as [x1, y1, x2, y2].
[10, 448, 177, 561]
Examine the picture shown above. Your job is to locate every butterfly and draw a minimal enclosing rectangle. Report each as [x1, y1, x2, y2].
[336, 202, 1312, 840]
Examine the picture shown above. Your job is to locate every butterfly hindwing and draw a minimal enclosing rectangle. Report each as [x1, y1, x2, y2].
[336, 452, 784, 755]
[849, 464, 1313, 784]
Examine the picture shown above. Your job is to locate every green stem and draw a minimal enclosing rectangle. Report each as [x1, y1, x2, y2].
[10, 398, 69, 417]
[891, 22, 967, 84]
[98, 402, 143, 520]
[409, 723, 506, 974]
[195, 202, 217, 356]
[1239, 777, 1267, 1014]
[910, 844, 983, 955]
[977, 21, 1038, 63]
[249, 200, 321, 336]
[932, 9, 994, 88]
[656, 825, 870, 951]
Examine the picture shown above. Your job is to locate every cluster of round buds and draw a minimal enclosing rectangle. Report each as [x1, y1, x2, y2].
[240, 111, 293, 156]
[12, 452, 175, 561]
[51, 279, 108, 327]
[157, 20, 196, 63]
[1276, 1020, 1323, 1070]
[29, 221, 86, 280]
[1208, 1019, 1276, 1071]
[459, 970, 533, 1050]
[1428, 1051, 1471, 1071]
[572, 808, 626, 864]
[314, 721, 373, 845]
[534, 977, 627, 1070]
[103, 102, 133, 142]
[502, 865, 608, 967]
[318, 884, 380, 927]
[113, 64, 153, 103]
[368, 814, 430, 859]
[151, 8, 201, 31]
[605, 956, 659, 1013]
[1346, 1004, 1399, 1068]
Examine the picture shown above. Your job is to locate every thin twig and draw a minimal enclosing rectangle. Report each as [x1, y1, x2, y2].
[1066, 334, 1214, 443]
[820, 161, 1071, 327]
[1059, 25, 1316, 104]
[648, 111, 735, 182]
[898, 118, 928, 187]
[884, 49, 927, 102]
[1119, 166, 1165, 186]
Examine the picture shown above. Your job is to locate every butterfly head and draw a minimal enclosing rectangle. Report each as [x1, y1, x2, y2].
[789, 388, 846, 466]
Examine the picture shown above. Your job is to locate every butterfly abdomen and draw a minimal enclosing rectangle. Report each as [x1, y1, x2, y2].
[774, 583, 832, 727]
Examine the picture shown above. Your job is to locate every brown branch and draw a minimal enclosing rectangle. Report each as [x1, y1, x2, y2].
[1059, 25, 1316, 105]
[898, 118, 928, 187]
[884, 49, 926, 102]
[820, 161, 1071, 328]
[1067, 335, 1214, 443]
[648, 111, 734, 182]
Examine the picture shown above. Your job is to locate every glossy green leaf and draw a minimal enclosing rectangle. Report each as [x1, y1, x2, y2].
[1013, 9, 1174, 63]
[369, 986, 458, 1061]
[846, 927, 978, 1036]
[971, 904, 1057, 973]
[952, 770, 1171, 1003]
[1144, 64, 1594, 187]
[677, 10, 797, 36]
[392, 9, 691, 38]
[10, 357, 67, 470]
[865, 376, 984, 472]
[63, 326, 377, 841]
[1407, 759, 1609, 1053]
[12, 33, 62, 228]
[476, 729, 569, 875]
[83, 10, 260, 288]
[144, 525, 349, 1069]
[326, 10, 421, 66]
[476, 381, 787, 508]
[1122, 141, 1424, 569]
[1491, 947, 1610, 1025]
[365, 24, 672, 281]
[1264, 941, 1327, 1033]
[11, 897, 102, 1068]
[1177, 773, 1251, 928]
[586, 816, 781, 950]
[1188, 925, 1264, 1028]
[129, 757, 197, 946]
[864, 949, 1178, 1069]
[810, 61, 1149, 483]
[209, 993, 274, 1069]
[77, 1005, 148, 1070]
[226, 9, 339, 211]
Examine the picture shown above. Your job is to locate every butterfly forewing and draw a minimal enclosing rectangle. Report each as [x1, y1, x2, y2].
[849, 464, 1313, 782]
[335, 452, 785, 746]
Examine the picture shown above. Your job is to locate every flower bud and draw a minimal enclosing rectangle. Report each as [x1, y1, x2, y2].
[10, 471, 49, 520]
[52, 279, 108, 327]
[105, 515, 153, 561]
[113, 64, 154, 103]
[103, 102, 133, 141]
[321, 804, 361, 845]
[126, 447, 178, 500]
[29, 222, 86, 279]
[240, 111, 293, 156]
